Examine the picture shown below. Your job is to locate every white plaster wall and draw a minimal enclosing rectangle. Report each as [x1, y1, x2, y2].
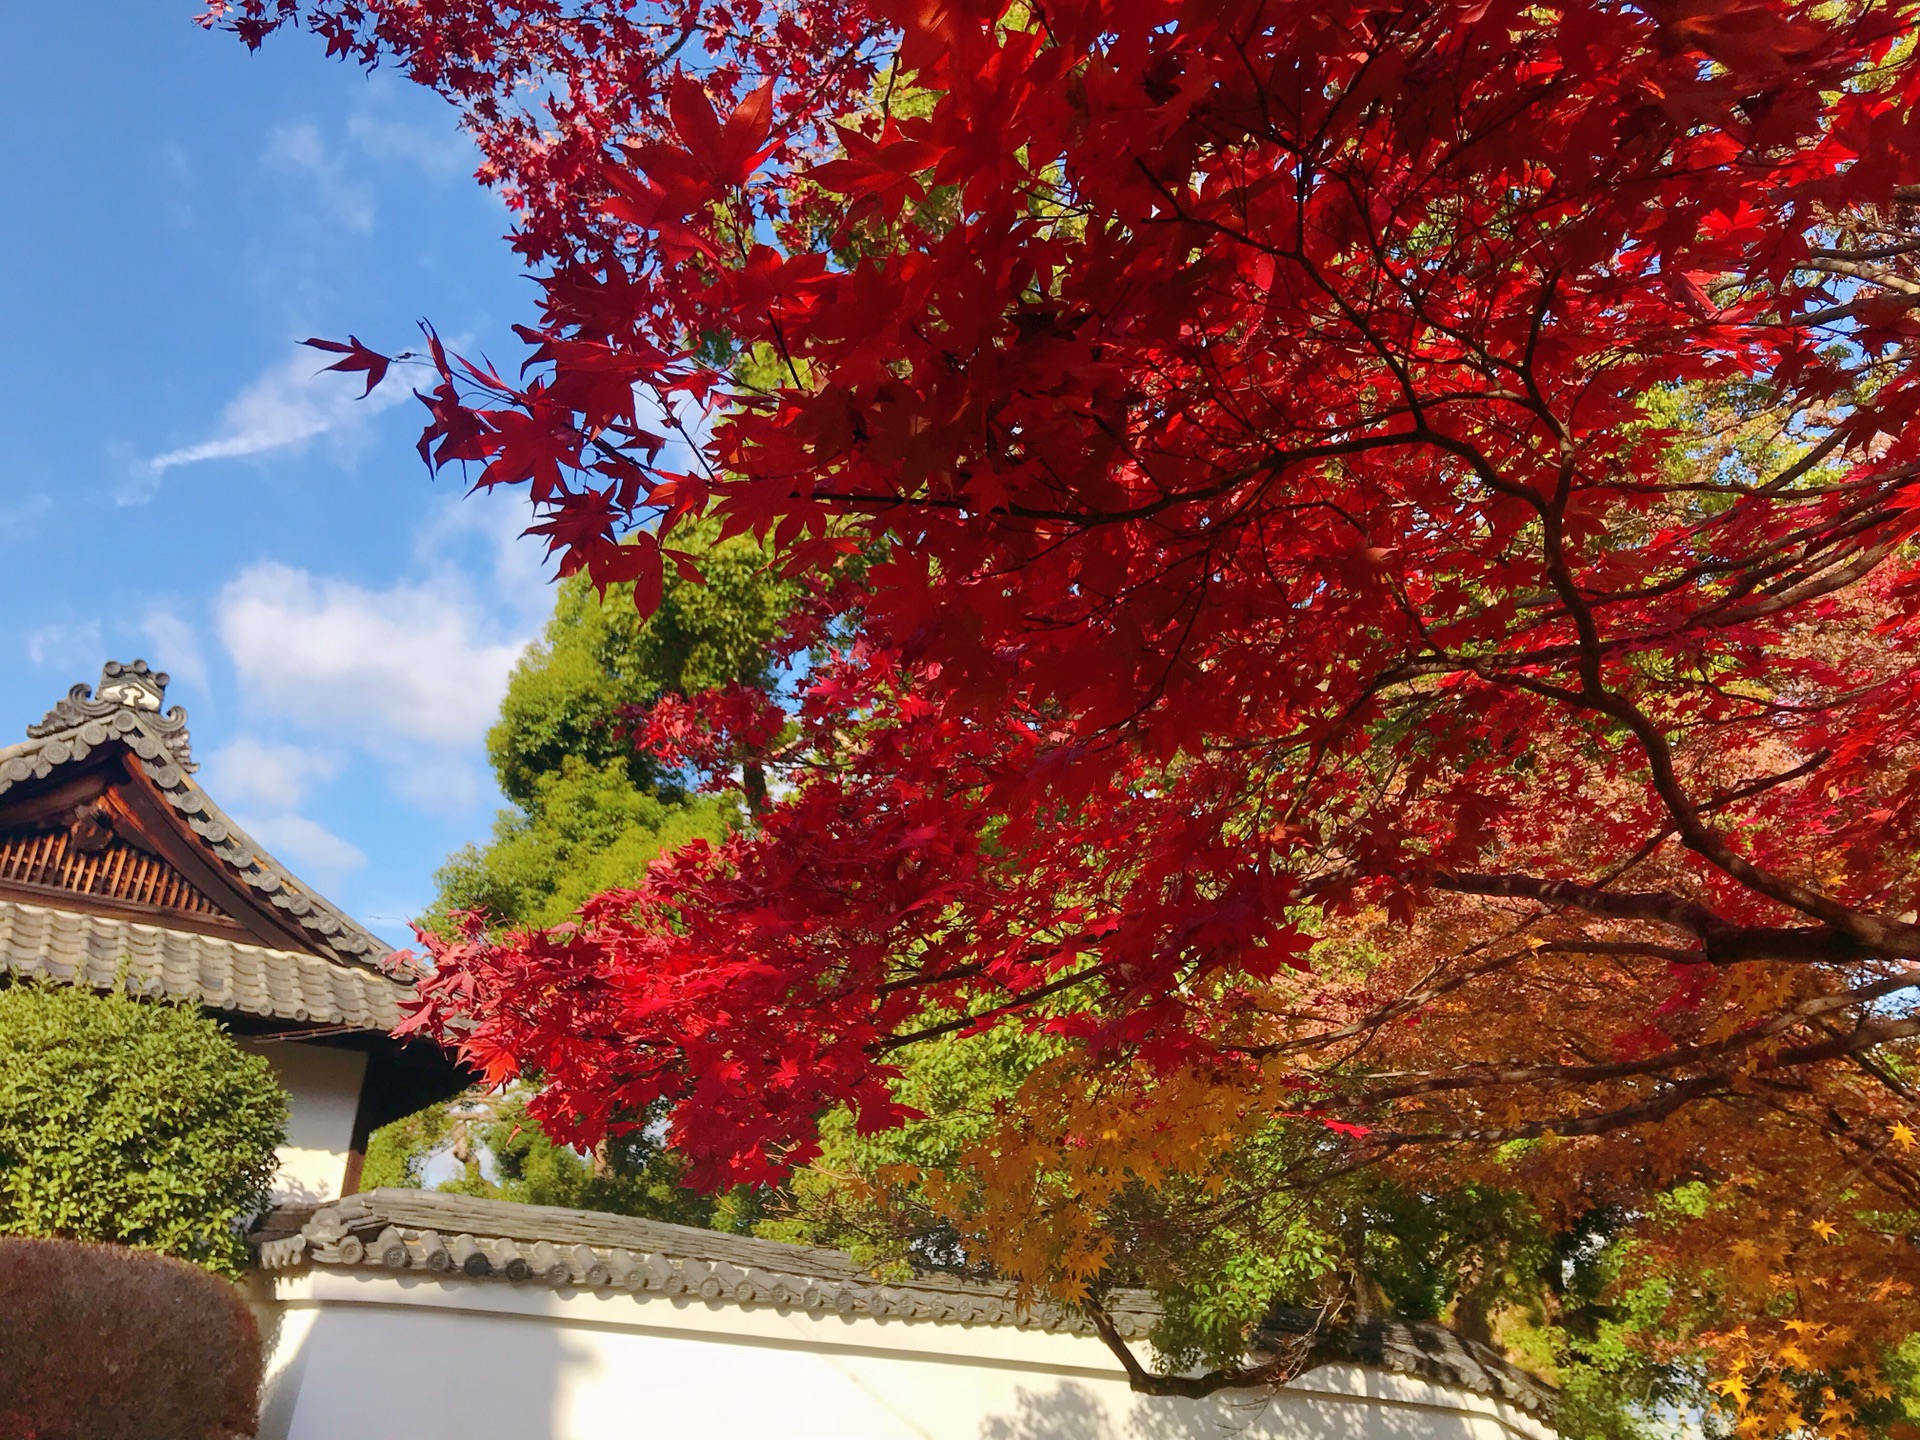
[251, 1269, 1555, 1440]
[240, 1042, 367, 1203]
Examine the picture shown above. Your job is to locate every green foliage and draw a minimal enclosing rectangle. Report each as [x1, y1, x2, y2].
[756, 1030, 1723, 1440]
[754, 1023, 1059, 1274]
[363, 1089, 768, 1232]
[395, 530, 799, 1220]
[358, 1099, 452, 1193]
[488, 531, 792, 809]
[0, 985, 286, 1277]
[425, 527, 793, 931]
[1498, 1215, 1710, 1440]
[1885, 1331, 1920, 1431]
[432, 758, 735, 929]
[1127, 1131, 1557, 1375]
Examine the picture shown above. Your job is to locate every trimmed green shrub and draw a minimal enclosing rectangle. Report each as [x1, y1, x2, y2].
[0, 984, 286, 1275]
[0, 1236, 263, 1440]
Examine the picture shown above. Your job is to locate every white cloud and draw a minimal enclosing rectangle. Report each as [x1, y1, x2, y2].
[206, 491, 553, 837]
[412, 488, 557, 626]
[205, 737, 342, 813]
[25, 620, 102, 671]
[139, 607, 208, 694]
[265, 121, 374, 232]
[382, 746, 490, 816]
[347, 95, 475, 177]
[231, 811, 367, 883]
[139, 344, 408, 482]
[156, 141, 195, 230]
[216, 560, 529, 748]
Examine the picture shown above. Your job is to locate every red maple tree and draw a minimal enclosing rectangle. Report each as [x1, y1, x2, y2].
[209, 0, 1920, 1413]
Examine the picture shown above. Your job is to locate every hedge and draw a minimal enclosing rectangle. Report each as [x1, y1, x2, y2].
[0, 1236, 264, 1439]
[0, 984, 286, 1275]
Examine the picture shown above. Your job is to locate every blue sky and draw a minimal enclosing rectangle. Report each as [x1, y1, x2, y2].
[0, 6, 558, 943]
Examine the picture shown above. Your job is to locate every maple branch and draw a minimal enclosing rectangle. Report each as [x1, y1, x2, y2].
[1810, 237, 1920, 262]
[1450, 609, 1920, 956]
[1799, 256, 1920, 294]
[872, 963, 1107, 1052]
[1418, 870, 1870, 963]
[1589, 686, 1920, 953]
[1847, 1044, 1920, 1104]
[1369, 1076, 1728, 1145]
[812, 425, 1445, 527]
[1741, 1084, 1920, 1210]
[1341, 971, 1920, 1104]
[1366, 1013, 1920, 1146]
[1789, 292, 1920, 326]
[1085, 1300, 1318, 1399]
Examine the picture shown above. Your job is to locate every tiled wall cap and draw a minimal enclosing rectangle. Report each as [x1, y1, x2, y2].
[259, 1189, 1554, 1418]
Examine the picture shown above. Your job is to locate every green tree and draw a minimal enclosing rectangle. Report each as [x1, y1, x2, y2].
[429, 528, 793, 929]
[430, 757, 733, 930]
[381, 530, 794, 1223]
[0, 985, 286, 1277]
[362, 1088, 767, 1233]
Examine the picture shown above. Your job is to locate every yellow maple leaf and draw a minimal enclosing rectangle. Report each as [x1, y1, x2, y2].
[1809, 1218, 1838, 1241]
[1893, 1122, 1916, 1151]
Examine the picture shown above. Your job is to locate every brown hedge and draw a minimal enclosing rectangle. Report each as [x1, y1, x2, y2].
[0, 1238, 262, 1440]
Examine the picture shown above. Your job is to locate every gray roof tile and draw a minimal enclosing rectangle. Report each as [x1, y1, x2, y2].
[0, 897, 410, 1030]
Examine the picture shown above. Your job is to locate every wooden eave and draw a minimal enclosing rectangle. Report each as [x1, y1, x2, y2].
[0, 748, 326, 954]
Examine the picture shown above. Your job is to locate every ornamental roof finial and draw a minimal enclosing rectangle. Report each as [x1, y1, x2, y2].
[94, 659, 169, 713]
[25, 659, 194, 770]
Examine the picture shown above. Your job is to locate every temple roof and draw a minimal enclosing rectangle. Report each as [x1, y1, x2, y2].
[0, 660, 418, 1030]
[257, 1189, 1557, 1420]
